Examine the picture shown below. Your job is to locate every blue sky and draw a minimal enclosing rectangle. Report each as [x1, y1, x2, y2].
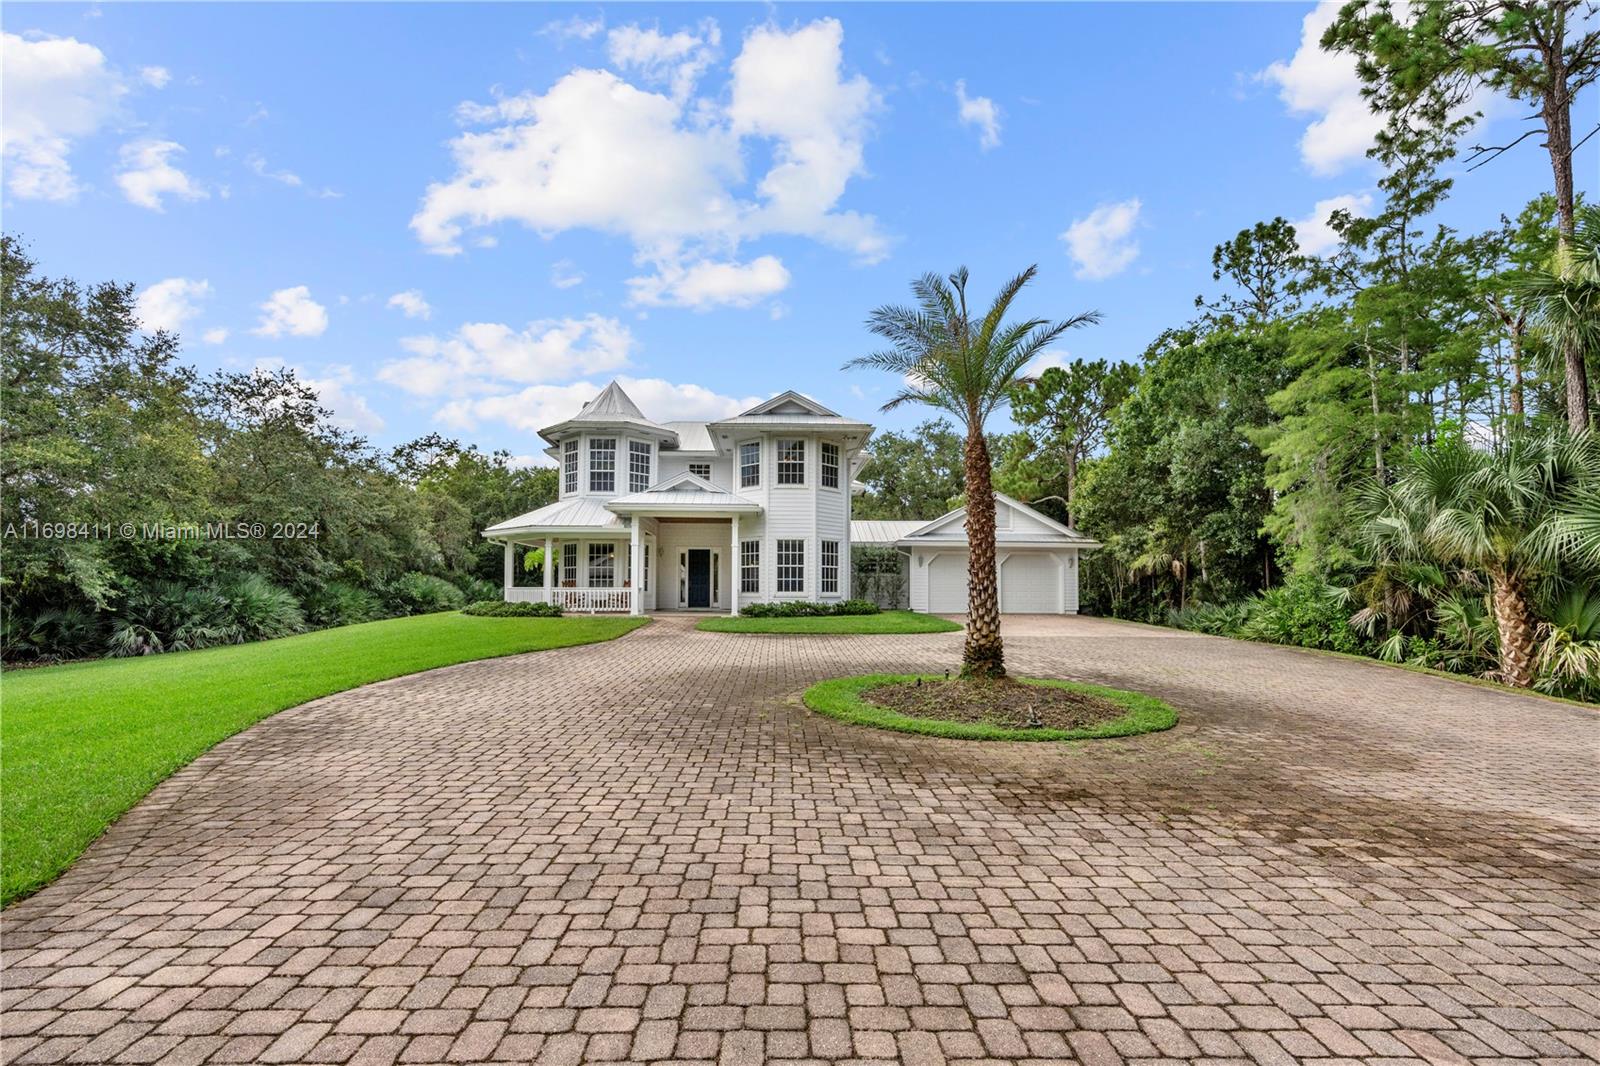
[3, 3, 1582, 463]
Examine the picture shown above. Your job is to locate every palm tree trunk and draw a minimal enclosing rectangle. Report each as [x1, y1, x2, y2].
[962, 429, 1005, 679]
[1489, 568, 1537, 689]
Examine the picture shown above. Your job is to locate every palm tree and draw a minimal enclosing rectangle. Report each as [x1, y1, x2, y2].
[847, 266, 1100, 678]
[1357, 431, 1599, 688]
[1512, 204, 1600, 432]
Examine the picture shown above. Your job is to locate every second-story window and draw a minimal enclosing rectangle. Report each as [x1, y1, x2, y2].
[777, 439, 805, 485]
[739, 442, 760, 488]
[563, 439, 578, 495]
[589, 437, 616, 492]
[629, 441, 652, 493]
[821, 442, 840, 489]
[688, 461, 712, 480]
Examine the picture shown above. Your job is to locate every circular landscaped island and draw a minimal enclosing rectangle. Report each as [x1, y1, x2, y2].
[802, 673, 1178, 741]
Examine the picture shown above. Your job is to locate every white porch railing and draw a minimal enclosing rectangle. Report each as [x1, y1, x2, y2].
[504, 586, 634, 613]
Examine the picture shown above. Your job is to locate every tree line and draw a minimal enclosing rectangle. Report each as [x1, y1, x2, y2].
[1, 236, 556, 660]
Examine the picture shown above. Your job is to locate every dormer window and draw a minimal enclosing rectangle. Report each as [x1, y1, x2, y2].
[821, 442, 840, 489]
[589, 438, 616, 492]
[689, 462, 712, 480]
[563, 439, 578, 495]
[629, 441, 652, 493]
[777, 439, 805, 485]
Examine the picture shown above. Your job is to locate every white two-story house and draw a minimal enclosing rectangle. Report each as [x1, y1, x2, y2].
[484, 379, 1099, 616]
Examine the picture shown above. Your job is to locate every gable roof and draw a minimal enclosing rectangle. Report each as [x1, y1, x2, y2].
[898, 492, 1101, 548]
[851, 520, 927, 546]
[739, 390, 840, 418]
[605, 471, 762, 515]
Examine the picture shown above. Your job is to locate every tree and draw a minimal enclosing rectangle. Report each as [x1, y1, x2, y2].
[1512, 203, 1600, 431]
[1325, 0, 1600, 429]
[853, 420, 966, 520]
[1356, 430, 1600, 687]
[848, 266, 1100, 678]
[1008, 359, 1138, 527]
[1195, 217, 1306, 326]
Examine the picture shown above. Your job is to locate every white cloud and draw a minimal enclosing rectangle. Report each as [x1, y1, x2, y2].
[139, 65, 170, 89]
[540, 14, 605, 41]
[1062, 198, 1142, 280]
[412, 18, 886, 276]
[134, 277, 211, 333]
[201, 327, 229, 345]
[627, 255, 790, 310]
[435, 376, 761, 434]
[550, 260, 585, 289]
[607, 19, 720, 102]
[1259, 2, 1383, 176]
[954, 80, 1001, 150]
[1028, 349, 1072, 375]
[1, 32, 126, 200]
[386, 289, 432, 320]
[1291, 191, 1374, 254]
[245, 152, 302, 187]
[380, 314, 635, 397]
[302, 364, 385, 434]
[253, 285, 329, 338]
[115, 139, 207, 210]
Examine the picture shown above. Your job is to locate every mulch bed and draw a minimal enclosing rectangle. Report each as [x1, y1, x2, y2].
[862, 678, 1126, 730]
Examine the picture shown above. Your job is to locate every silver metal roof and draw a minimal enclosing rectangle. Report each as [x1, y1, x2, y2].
[484, 496, 623, 536]
[850, 520, 927, 546]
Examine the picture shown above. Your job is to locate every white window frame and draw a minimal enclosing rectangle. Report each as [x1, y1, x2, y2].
[821, 442, 840, 490]
[821, 540, 839, 594]
[563, 439, 578, 495]
[776, 539, 805, 593]
[628, 441, 652, 493]
[740, 540, 760, 593]
[587, 543, 616, 587]
[688, 461, 712, 480]
[739, 442, 761, 488]
[561, 543, 578, 586]
[589, 438, 617, 493]
[776, 439, 806, 486]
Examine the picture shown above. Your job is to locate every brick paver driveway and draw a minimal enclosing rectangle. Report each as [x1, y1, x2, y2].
[4, 615, 1598, 1065]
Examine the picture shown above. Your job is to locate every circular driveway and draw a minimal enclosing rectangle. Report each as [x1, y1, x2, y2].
[4, 615, 1597, 1065]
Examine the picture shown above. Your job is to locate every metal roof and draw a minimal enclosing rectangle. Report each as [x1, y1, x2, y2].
[660, 421, 716, 451]
[483, 497, 625, 537]
[605, 474, 762, 513]
[850, 520, 927, 546]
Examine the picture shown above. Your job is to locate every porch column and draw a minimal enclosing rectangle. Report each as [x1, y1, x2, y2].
[729, 514, 740, 616]
[544, 536, 554, 603]
[630, 520, 643, 616]
[503, 540, 514, 599]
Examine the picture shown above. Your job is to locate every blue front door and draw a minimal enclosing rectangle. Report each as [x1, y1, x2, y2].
[687, 549, 711, 608]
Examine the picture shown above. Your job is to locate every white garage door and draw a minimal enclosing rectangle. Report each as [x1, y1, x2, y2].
[1002, 554, 1060, 613]
[927, 553, 968, 613]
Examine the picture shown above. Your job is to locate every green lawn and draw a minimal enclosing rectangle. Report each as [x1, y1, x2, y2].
[697, 611, 962, 634]
[803, 673, 1179, 741]
[1, 612, 646, 906]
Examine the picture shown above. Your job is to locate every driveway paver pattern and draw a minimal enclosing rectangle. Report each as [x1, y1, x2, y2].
[3, 614, 1597, 1065]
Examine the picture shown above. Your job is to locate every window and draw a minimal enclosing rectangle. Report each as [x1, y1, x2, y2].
[629, 441, 652, 493]
[587, 543, 615, 587]
[777, 439, 805, 485]
[739, 442, 761, 488]
[563, 440, 578, 495]
[589, 438, 616, 492]
[712, 552, 720, 603]
[740, 540, 760, 593]
[777, 539, 805, 593]
[642, 543, 650, 591]
[821, 540, 839, 594]
[821, 442, 840, 489]
[561, 543, 577, 586]
[688, 461, 712, 480]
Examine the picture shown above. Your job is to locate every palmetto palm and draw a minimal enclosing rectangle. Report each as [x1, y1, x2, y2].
[1357, 431, 1600, 687]
[1511, 204, 1600, 431]
[847, 266, 1100, 678]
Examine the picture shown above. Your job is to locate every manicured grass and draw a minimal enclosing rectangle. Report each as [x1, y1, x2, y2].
[697, 611, 962, 634]
[1, 612, 647, 906]
[802, 673, 1178, 741]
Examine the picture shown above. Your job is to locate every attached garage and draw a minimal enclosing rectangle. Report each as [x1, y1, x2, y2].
[927, 553, 969, 613]
[888, 493, 1100, 616]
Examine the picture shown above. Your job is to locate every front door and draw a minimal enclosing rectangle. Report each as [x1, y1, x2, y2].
[687, 549, 711, 608]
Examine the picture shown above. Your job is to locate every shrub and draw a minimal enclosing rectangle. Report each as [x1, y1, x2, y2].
[740, 600, 881, 618]
[218, 575, 305, 642]
[457, 576, 499, 604]
[2, 604, 104, 661]
[462, 600, 563, 618]
[1167, 601, 1249, 636]
[1238, 575, 1368, 655]
[302, 582, 385, 628]
[386, 572, 467, 615]
[108, 581, 239, 656]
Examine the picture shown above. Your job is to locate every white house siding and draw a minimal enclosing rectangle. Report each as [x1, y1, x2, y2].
[735, 513, 766, 610]
[927, 553, 969, 613]
[655, 519, 735, 611]
[1000, 553, 1061, 613]
[656, 452, 732, 490]
[1063, 548, 1080, 613]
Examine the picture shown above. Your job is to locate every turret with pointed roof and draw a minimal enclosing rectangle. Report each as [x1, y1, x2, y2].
[537, 380, 678, 446]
